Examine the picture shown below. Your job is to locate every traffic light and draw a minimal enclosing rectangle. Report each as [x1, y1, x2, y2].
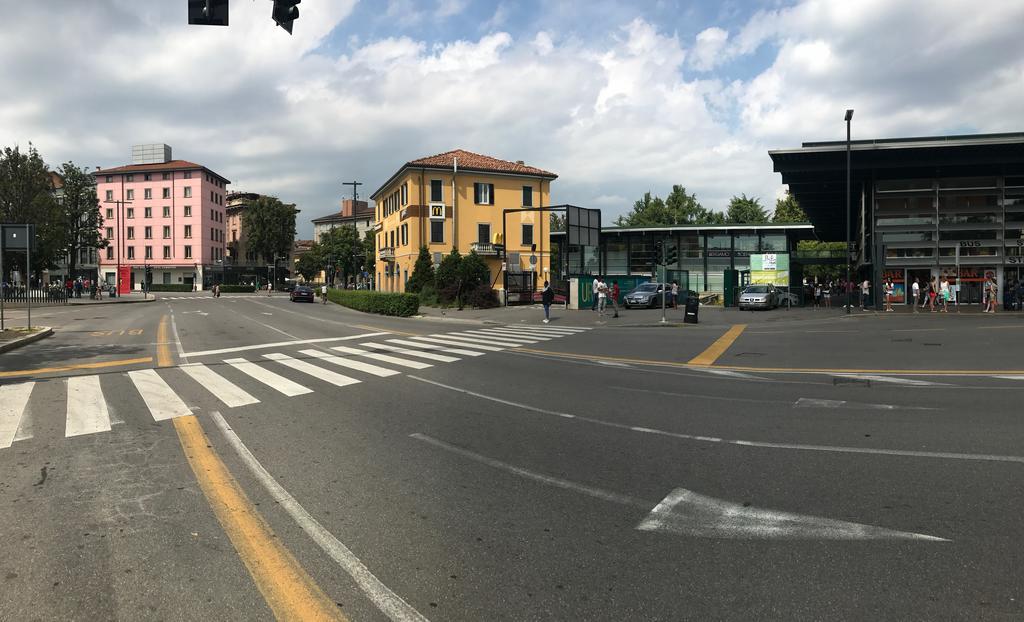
[665, 244, 678, 265]
[272, 0, 300, 34]
[188, 0, 228, 26]
[654, 241, 664, 265]
[145, 265, 152, 281]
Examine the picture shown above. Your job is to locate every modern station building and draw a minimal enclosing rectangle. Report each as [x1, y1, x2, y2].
[770, 132, 1024, 304]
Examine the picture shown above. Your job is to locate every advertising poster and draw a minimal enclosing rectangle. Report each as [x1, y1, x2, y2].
[749, 253, 790, 286]
[882, 269, 905, 303]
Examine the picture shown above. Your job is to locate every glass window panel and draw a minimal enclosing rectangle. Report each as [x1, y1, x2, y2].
[629, 239, 656, 275]
[882, 232, 934, 243]
[732, 234, 758, 252]
[706, 233, 730, 249]
[605, 239, 628, 275]
[939, 230, 999, 241]
[886, 248, 934, 258]
[760, 233, 787, 252]
[876, 179, 933, 192]
[938, 177, 997, 189]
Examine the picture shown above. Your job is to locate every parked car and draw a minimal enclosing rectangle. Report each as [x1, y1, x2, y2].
[623, 282, 667, 308]
[290, 285, 315, 302]
[738, 284, 778, 310]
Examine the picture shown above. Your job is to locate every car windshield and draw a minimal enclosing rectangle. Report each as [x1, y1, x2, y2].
[744, 286, 769, 293]
[634, 284, 659, 292]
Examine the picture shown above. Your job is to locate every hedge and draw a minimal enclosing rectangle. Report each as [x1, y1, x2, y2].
[218, 284, 256, 293]
[147, 284, 193, 292]
[326, 289, 420, 317]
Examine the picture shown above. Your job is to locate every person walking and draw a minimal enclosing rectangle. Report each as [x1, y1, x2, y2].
[671, 281, 679, 309]
[860, 278, 870, 310]
[927, 276, 937, 312]
[591, 278, 600, 311]
[911, 278, 921, 313]
[985, 276, 998, 313]
[321, 283, 328, 304]
[597, 279, 608, 316]
[541, 280, 554, 323]
[939, 276, 950, 313]
[609, 280, 620, 318]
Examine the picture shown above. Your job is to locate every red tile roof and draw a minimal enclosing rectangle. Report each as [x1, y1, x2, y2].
[93, 159, 229, 183]
[372, 149, 556, 199]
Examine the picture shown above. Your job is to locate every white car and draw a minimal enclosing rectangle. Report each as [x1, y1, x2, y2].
[738, 284, 778, 310]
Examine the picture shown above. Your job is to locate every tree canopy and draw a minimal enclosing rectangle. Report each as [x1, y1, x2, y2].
[318, 225, 363, 284]
[405, 245, 434, 294]
[725, 194, 769, 224]
[772, 192, 808, 223]
[241, 195, 297, 264]
[615, 185, 724, 227]
[57, 161, 106, 276]
[0, 144, 63, 272]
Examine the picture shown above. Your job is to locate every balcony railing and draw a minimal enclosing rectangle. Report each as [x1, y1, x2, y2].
[371, 221, 383, 232]
[378, 247, 395, 261]
[470, 242, 498, 256]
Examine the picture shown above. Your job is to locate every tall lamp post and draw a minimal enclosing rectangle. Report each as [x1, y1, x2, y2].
[845, 109, 854, 315]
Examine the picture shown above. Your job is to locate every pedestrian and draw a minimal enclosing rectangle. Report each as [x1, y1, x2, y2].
[597, 279, 608, 316]
[321, 283, 328, 304]
[591, 277, 600, 311]
[266, 281, 272, 297]
[985, 277, 998, 313]
[823, 281, 832, 308]
[671, 281, 679, 309]
[883, 279, 893, 311]
[939, 276, 950, 313]
[911, 278, 920, 313]
[541, 280, 554, 323]
[861, 278, 870, 310]
[927, 276, 937, 312]
[813, 282, 822, 309]
[609, 280, 620, 318]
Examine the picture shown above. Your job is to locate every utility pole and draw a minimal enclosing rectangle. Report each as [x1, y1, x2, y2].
[342, 180, 362, 203]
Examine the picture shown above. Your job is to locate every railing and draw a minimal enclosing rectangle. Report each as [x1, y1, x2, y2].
[1, 285, 70, 306]
[470, 242, 498, 255]
[378, 247, 395, 260]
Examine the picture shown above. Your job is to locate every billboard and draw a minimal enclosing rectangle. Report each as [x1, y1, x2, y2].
[749, 253, 789, 286]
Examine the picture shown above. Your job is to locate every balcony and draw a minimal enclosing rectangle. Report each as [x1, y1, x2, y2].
[378, 246, 395, 261]
[470, 242, 499, 256]
[372, 221, 383, 232]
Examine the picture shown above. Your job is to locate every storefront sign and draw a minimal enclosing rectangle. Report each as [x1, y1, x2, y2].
[763, 253, 777, 270]
[429, 204, 445, 221]
[749, 253, 789, 286]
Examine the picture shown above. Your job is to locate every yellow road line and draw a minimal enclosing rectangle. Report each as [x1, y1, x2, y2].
[687, 324, 747, 366]
[173, 415, 346, 622]
[514, 347, 1024, 377]
[0, 356, 153, 378]
[157, 315, 173, 367]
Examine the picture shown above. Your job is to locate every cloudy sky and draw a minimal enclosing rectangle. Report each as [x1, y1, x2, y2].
[3, 0, 1023, 237]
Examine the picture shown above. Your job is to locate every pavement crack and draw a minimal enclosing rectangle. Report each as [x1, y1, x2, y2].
[32, 466, 48, 487]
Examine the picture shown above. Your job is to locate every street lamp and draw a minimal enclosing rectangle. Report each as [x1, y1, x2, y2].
[845, 108, 853, 315]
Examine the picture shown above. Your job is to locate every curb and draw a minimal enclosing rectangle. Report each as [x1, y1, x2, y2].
[70, 296, 157, 306]
[0, 327, 54, 354]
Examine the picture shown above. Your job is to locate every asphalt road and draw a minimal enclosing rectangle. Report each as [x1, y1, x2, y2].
[1, 293, 1023, 621]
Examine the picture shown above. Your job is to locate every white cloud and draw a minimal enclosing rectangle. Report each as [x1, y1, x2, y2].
[435, 0, 469, 19]
[689, 27, 729, 71]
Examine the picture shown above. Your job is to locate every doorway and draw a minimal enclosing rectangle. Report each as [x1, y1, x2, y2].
[906, 269, 930, 306]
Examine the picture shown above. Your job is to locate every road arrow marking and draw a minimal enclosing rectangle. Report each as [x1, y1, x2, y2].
[182, 310, 209, 316]
[637, 488, 948, 541]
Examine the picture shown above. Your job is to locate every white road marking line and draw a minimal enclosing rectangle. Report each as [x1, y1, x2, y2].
[992, 375, 1024, 380]
[414, 336, 505, 351]
[297, 349, 401, 377]
[65, 375, 112, 437]
[330, 345, 432, 370]
[835, 374, 948, 387]
[358, 342, 461, 363]
[433, 334, 522, 348]
[128, 369, 193, 421]
[697, 368, 765, 380]
[262, 352, 361, 387]
[0, 382, 35, 448]
[455, 330, 540, 344]
[180, 363, 260, 407]
[636, 488, 947, 541]
[170, 311, 188, 362]
[471, 328, 552, 340]
[792, 397, 936, 411]
[597, 360, 631, 367]
[184, 332, 391, 358]
[488, 326, 578, 336]
[410, 433, 647, 507]
[209, 412, 429, 622]
[506, 325, 589, 333]
[224, 358, 313, 396]
[384, 339, 485, 357]
[409, 376, 1024, 465]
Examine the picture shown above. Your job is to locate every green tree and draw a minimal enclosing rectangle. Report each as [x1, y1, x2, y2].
[434, 249, 462, 291]
[615, 191, 667, 226]
[798, 240, 846, 282]
[318, 225, 363, 285]
[294, 246, 323, 281]
[616, 185, 725, 226]
[772, 192, 808, 223]
[361, 229, 375, 280]
[549, 212, 566, 232]
[242, 195, 298, 265]
[57, 161, 106, 277]
[405, 245, 434, 293]
[458, 250, 490, 290]
[726, 194, 769, 224]
[0, 144, 63, 275]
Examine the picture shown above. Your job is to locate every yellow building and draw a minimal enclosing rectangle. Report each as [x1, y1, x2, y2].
[370, 149, 558, 294]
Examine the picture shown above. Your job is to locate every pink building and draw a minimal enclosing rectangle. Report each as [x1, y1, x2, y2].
[93, 145, 229, 291]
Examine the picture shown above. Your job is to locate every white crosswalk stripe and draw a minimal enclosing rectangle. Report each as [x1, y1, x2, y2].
[330, 345, 433, 369]
[297, 349, 401, 377]
[442, 333, 532, 347]
[262, 352, 361, 387]
[65, 375, 112, 437]
[412, 336, 506, 351]
[470, 328, 552, 340]
[384, 338, 485, 357]
[180, 363, 260, 407]
[492, 327, 579, 337]
[358, 342, 461, 363]
[225, 357, 314, 396]
[0, 382, 34, 449]
[128, 369, 193, 421]
[455, 330, 542, 344]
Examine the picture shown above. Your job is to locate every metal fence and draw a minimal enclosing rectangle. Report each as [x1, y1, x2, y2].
[1, 285, 70, 306]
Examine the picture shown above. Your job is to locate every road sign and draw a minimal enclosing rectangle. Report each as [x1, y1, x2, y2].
[566, 205, 600, 247]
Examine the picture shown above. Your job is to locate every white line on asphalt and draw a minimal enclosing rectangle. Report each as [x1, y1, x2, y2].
[489, 326, 581, 336]
[330, 345, 433, 369]
[128, 369, 193, 421]
[597, 360, 631, 367]
[180, 363, 260, 407]
[384, 339, 485, 357]
[410, 433, 647, 507]
[208, 411, 430, 622]
[792, 397, 936, 411]
[358, 342, 461, 363]
[409, 376, 1024, 465]
[169, 311, 188, 363]
[636, 488, 947, 541]
[65, 375, 112, 437]
[470, 328, 551, 340]
[183, 333, 391, 358]
[455, 330, 541, 344]
[0, 382, 35, 448]
[430, 334, 521, 348]
[992, 375, 1024, 380]
[262, 352, 361, 387]
[696, 368, 766, 380]
[224, 358, 313, 396]
[835, 374, 949, 387]
[415, 336, 505, 351]
[298, 349, 401, 377]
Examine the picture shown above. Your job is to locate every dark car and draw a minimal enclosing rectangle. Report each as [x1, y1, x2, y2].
[290, 285, 315, 302]
[623, 282, 668, 309]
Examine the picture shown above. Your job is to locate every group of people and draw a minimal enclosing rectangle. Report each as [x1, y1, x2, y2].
[64, 276, 102, 300]
[589, 277, 620, 318]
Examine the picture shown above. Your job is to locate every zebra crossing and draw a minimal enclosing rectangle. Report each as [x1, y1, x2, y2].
[160, 295, 256, 300]
[0, 324, 590, 451]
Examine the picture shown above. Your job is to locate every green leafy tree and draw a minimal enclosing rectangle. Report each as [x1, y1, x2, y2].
[798, 240, 847, 282]
[615, 191, 667, 226]
[362, 229, 375, 279]
[318, 225, 363, 285]
[242, 195, 298, 265]
[726, 194, 769, 224]
[434, 249, 462, 291]
[549, 212, 566, 232]
[616, 185, 725, 226]
[294, 246, 323, 281]
[772, 192, 808, 223]
[57, 161, 106, 277]
[458, 250, 490, 289]
[405, 245, 434, 293]
[0, 144, 63, 274]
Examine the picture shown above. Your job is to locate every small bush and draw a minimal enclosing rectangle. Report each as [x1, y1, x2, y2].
[465, 283, 499, 308]
[218, 284, 256, 293]
[148, 284, 193, 292]
[327, 289, 419, 317]
[418, 282, 440, 307]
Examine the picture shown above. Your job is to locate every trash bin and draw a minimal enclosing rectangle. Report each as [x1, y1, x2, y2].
[684, 296, 699, 324]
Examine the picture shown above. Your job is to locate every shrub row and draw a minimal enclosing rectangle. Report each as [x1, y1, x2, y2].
[326, 289, 420, 317]
[147, 284, 193, 292]
[218, 284, 256, 293]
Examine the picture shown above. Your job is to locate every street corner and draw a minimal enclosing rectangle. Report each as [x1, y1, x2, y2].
[0, 326, 54, 354]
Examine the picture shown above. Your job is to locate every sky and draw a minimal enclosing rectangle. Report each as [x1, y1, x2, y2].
[2, 0, 1023, 238]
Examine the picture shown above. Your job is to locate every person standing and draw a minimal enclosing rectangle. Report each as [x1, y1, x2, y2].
[860, 278, 870, 310]
[321, 283, 328, 304]
[911, 278, 920, 313]
[541, 280, 554, 323]
[939, 276, 950, 313]
[884, 278, 894, 311]
[591, 278, 600, 311]
[985, 276, 998, 313]
[813, 282, 822, 309]
[823, 281, 832, 308]
[927, 276, 937, 312]
[609, 280, 620, 318]
[671, 281, 679, 309]
[597, 279, 608, 316]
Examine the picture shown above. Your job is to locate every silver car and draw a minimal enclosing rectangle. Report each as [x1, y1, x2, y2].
[739, 284, 778, 310]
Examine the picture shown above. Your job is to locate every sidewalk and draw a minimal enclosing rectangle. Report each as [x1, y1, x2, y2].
[68, 293, 156, 306]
